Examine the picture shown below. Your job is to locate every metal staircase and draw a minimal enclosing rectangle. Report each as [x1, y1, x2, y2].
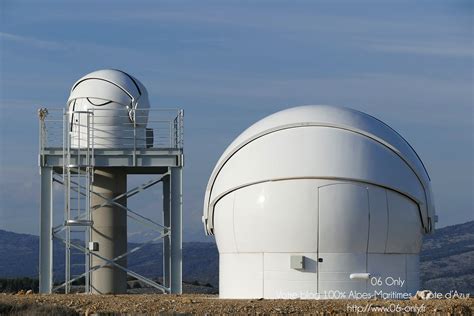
[63, 110, 94, 293]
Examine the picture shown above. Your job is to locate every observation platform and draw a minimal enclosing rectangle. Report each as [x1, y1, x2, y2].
[38, 107, 184, 295]
[39, 108, 184, 171]
[40, 148, 184, 174]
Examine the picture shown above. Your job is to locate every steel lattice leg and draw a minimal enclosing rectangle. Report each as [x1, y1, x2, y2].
[163, 174, 171, 289]
[39, 167, 53, 293]
[170, 167, 182, 294]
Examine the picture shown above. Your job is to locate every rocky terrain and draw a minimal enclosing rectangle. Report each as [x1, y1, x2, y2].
[0, 293, 472, 315]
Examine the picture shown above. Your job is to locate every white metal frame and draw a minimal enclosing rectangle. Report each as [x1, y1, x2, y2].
[38, 107, 184, 294]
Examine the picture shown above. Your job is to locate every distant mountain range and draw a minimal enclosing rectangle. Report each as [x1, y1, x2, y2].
[1, 220, 473, 294]
[0, 230, 219, 287]
[420, 220, 474, 295]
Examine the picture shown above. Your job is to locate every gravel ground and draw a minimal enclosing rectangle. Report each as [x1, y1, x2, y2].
[0, 293, 473, 315]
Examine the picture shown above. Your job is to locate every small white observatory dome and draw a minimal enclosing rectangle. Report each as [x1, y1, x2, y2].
[203, 105, 435, 299]
[67, 69, 150, 148]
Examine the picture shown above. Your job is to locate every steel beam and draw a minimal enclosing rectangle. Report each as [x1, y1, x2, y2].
[163, 174, 171, 289]
[39, 167, 53, 293]
[170, 167, 182, 294]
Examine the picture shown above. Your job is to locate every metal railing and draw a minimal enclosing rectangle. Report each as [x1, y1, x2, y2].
[39, 107, 184, 152]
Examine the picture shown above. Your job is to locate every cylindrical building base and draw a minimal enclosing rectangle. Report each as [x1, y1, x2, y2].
[91, 168, 127, 294]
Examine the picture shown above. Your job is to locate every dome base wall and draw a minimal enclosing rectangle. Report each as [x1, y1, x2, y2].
[219, 252, 420, 299]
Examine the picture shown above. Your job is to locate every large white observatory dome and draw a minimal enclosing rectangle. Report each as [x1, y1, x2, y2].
[67, 69, 151, 148]
[203, 105, 435, 299]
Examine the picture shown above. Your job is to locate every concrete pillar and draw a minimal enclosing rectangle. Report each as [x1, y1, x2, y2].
[162, 174, 171, 289]
[39, 167, 53, 293]
[90, 168, 127, 294]
[170, 167, 182, 294]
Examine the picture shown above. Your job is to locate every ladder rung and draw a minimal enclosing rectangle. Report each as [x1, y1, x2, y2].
[65, 219, 93, 226]
[67, 164, 92, 167]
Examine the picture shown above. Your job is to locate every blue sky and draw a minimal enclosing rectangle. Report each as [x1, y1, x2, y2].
[0, 0, 472, 241]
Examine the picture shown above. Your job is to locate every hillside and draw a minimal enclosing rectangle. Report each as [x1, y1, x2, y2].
[0, 221, 473, 294]
[420, 220, 474, 295]
[0, 230, 219, 287]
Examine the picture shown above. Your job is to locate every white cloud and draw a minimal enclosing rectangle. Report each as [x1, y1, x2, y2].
[0, 31, 147, 59]
[366, 39, 473, 58]
[0, 32, 66, 51]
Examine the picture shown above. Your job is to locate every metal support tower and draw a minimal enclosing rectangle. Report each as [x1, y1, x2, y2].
[38, 108, 184, 294]
[162, 168, 183, 293]
[39, 166, 53, 293]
